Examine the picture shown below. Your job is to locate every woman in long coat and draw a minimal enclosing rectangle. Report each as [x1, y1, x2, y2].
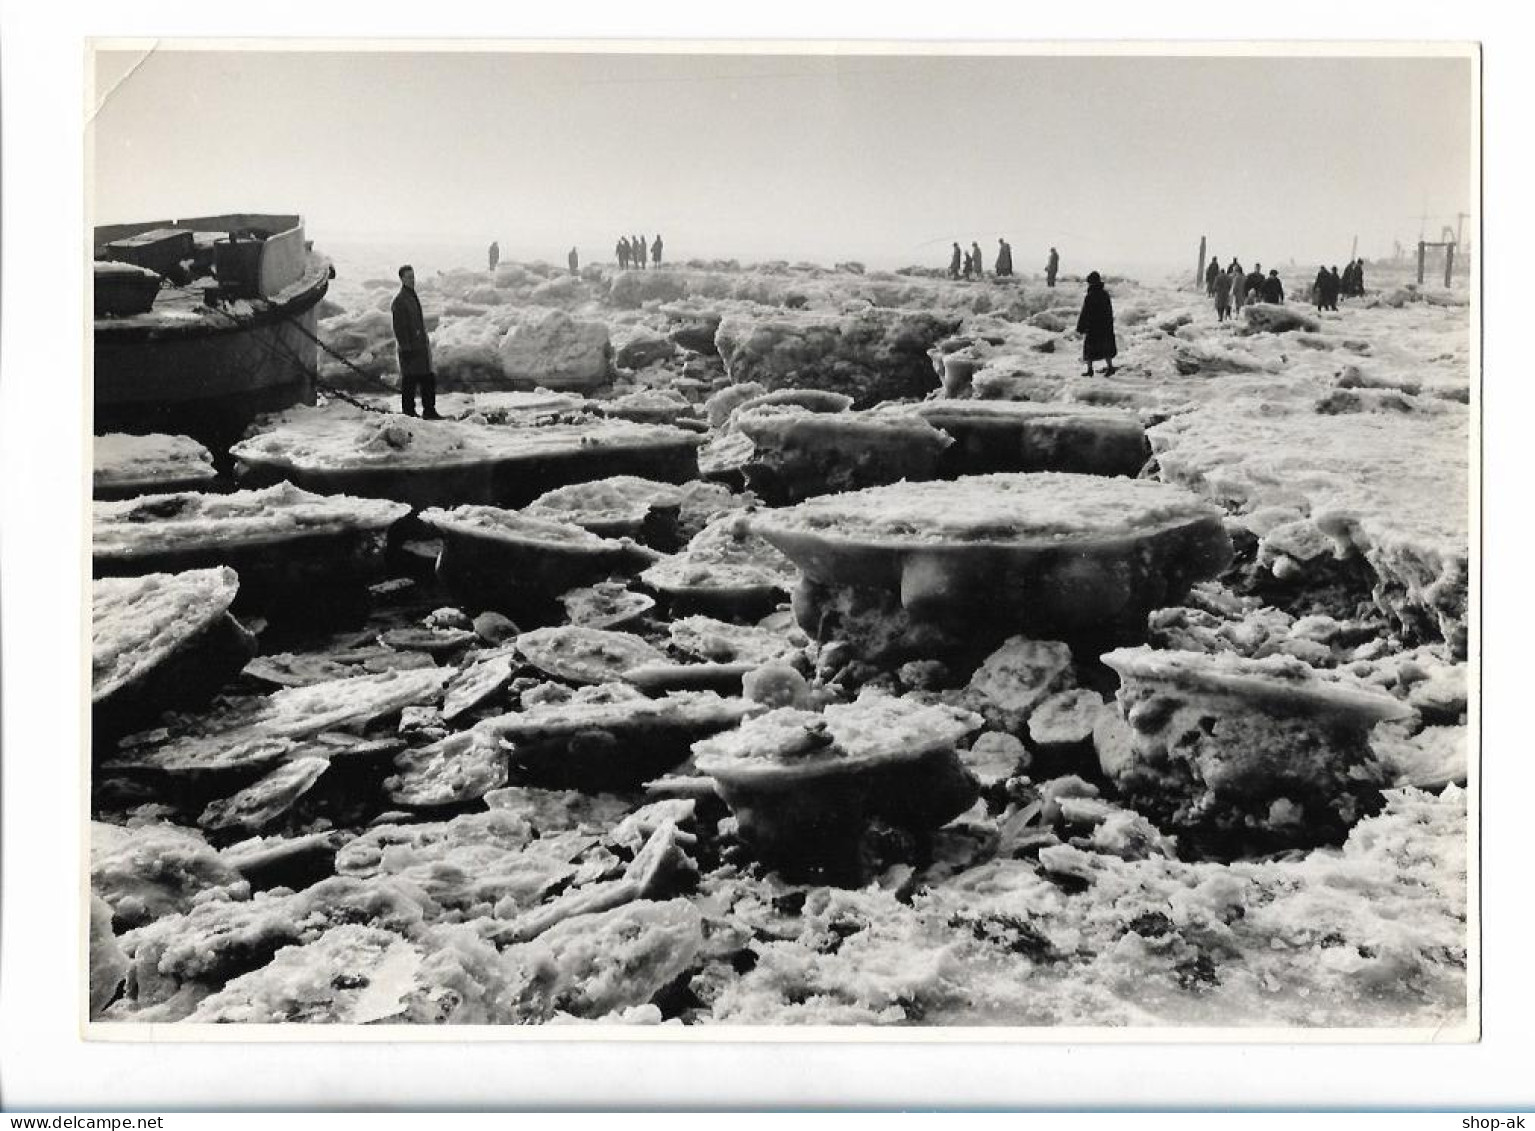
[1076, 271, 1117, 376]
[1214, 269, 1233, 321]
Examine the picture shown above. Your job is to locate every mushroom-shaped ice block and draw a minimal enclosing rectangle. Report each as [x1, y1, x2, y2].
[522, 475, 685, 548]
[641, 512, 800, 619]
[92, 483, 409, 596]
[1099, 646, 1412, 855]
[733, 405, 954, 505]
[750, 473, 1233, 662]
[230, 416, 702, 510]
[420, 505, 658, 621]
[911, 400, 1148, 479]
[692, 693, 984, 877]
[482, 683, 758, 791]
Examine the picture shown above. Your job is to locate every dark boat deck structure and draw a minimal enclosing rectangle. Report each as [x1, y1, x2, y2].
[93, 213, 333, 453]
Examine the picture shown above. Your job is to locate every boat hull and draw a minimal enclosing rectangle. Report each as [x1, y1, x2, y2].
[94, 300, 323, 454]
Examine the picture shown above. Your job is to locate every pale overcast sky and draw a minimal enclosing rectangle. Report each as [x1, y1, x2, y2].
[90, 48, 1474, 273]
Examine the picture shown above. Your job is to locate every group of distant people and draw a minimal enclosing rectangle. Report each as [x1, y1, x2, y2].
[414, 238, 1373, 416]
[1310, 259, 1368, 311]
[948, 239, 1061, 283]
[1205, 257, 1284, 322]
[948, 241, 990, 280]
[1204, 254, 1368, 321]
[1305, 262, 1367, 312]
[616, 234, 663, 270]
[485, 239, 592, 276]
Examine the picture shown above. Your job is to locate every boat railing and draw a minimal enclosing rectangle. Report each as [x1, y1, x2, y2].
[95, 214, 312, 301]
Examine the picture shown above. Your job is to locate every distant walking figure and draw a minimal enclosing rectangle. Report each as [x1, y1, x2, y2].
[634, 235, 647, 270]
[995, 238, 1013, 277]
[1214, 269, 1233, 321]
[1205, 255, 1221, 297]
[488, 241, 500, 271]
[949, 243, 963, 279]
[971, 242, 985, 279]
[617, 237, 631, 270]
[1352, 258, 1366, 296]
[961, 250, 974, 280]
[568, 247, 580, 276]
[1245, 263, 1266, 303]
[1329, 265, 1343, 308]
[1231, 260, 1248, 311]
[651, 234, 663, 267]
[1260, 269, 1285, 305]
[1046, 247, 1060, 288]
[1076, 271, 1118, 377]
[391, 265, 440, 420]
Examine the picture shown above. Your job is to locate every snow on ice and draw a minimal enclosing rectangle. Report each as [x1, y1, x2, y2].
[89, 256, 1472, 1028]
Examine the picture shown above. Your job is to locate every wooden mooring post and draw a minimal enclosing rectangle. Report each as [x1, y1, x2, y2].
[1196, 236, 1206, 289]
[1418, 239, 1456, 287]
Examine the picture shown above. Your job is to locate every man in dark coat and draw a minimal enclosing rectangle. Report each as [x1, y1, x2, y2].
[1214, 268, 1233, 321]
[1245, 262, 1266, 301]
[488, 241, 500, 271]
[1313, 266, 1330, 311]
[634, 234, 647, 270]
[1205, 255, 1221, 296]
[1260, 269, 1285, 304]
[391, 265, 440, 419]
[1231, 260, 1248, 311]
[568, 247, 580, 276]
[1046, 247, 1059, 287]
[618, 237, 630, 269]
[949, 243, 962, 278]
[971, 242, 985, 279]
[996, 238, 1013, 277]
[1329, 265, 1343, 308]
[961, 249, 974, 279]
[651, 234, 663, 266]
[1076, 270, 1117, 377]
[1353, 259, 1366, 296]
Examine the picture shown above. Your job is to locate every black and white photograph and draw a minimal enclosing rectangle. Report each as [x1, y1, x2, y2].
[78, 41, 1477, 1036]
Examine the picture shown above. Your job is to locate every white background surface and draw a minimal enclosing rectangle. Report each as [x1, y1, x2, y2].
[1, 0, 1522, 1112]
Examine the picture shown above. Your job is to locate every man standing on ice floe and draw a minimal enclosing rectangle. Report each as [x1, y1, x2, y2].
[1313, 266, 1332, 312]
[568, 247, 580, 276]
[971, 242, 985, 279]
[1329, 265, 1343, 308]
[391, 265, 440, 420]
[652, 235, 663, 267]
[949, 243, 962, 278]
[1261, 269, 1285, 304]
[488, 241, 499, 271]
[1046, 246, 1059, 287]
[634, 234, 647, 270]
[1214, 267, 1233, 321]
[618, 237, 630, 270]
[1245, 263, 1266, 302]
[995, 238, 1013, 277]
[1205, 255, 1220, 296]
[1076, 271, 1117, 377]
[1231, 260, 1248, 312]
